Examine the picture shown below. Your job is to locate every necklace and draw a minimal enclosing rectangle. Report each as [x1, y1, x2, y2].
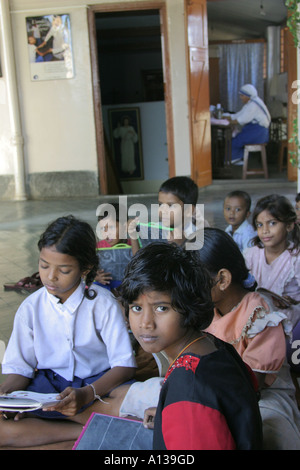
[169, 335, 205, 370]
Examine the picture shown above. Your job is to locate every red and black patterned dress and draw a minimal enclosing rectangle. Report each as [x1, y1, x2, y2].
[153, 336, 262, 450]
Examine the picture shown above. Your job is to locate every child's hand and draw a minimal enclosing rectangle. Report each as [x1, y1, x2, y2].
[271, 294, 298, 309]
[95, 269, 112, 285]
[43, 386, 92, 417]
[143, 406, 157, 429]
[282, 295, 299, 305]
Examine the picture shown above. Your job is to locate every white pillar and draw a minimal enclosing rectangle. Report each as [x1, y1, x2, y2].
[0, 0, 27, 200]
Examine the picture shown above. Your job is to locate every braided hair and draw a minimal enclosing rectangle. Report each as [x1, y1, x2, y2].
[198, 227, 255, 290]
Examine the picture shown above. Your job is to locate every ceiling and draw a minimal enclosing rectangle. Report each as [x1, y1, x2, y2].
[95, 0, 288, 50]
[207, 0, 288, 39]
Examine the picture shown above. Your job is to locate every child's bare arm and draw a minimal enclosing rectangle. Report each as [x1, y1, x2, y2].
[0, 374, 31, 395]
[130, 239, 140, 256]
[127, 217, 140, 255]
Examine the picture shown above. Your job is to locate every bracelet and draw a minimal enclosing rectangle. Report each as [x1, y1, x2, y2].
[86, 383, 108, 404]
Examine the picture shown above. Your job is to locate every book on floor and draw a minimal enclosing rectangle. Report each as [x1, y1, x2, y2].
[73, 412, 153, 450]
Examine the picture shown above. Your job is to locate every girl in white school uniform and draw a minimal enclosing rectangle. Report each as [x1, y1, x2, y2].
[0, 215, 136, 448]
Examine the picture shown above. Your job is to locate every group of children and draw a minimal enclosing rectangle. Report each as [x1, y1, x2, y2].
[0, 177, 299, 450]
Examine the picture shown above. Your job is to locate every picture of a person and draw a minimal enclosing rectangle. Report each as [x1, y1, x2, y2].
[113, 116, 138, 175]
[27, 36, 43, 63]
[26, 14, 74, 80]
[36, 15, 70, 61]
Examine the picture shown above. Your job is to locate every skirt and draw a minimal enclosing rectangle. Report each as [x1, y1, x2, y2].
[231, 123, 269, 161]
[26, 368, 109, 419]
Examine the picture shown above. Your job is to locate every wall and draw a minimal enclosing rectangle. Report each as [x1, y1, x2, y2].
[0, 0, 191, 199]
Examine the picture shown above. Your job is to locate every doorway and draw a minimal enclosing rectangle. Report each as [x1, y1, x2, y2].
[88, 3, 174, 195]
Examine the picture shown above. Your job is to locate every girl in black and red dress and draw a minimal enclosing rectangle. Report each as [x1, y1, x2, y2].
[120, 242, 262, 450]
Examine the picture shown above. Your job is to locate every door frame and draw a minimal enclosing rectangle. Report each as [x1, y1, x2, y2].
[185, 0, 212, 188]
[87, 1, 175, 194]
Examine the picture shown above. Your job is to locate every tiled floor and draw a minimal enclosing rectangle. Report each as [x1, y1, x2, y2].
[0, 173, 298, 384]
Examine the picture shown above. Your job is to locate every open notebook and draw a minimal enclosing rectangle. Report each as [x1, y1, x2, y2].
[0, 391, 61, 412]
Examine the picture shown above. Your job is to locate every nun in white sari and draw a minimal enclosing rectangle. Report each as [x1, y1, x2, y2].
[225, 84, 271, 162]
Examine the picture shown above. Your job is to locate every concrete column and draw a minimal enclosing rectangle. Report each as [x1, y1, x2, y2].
[0, 0, 27, 200]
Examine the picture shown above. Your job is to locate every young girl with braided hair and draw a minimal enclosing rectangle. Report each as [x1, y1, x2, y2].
[0, 215, 136, 448]
[201, 227, 300, 450]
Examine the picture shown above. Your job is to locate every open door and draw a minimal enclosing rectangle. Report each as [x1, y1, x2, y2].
[87, 2, 174, 195]
[186, 0, 212, 187]
[286, 24, 298, 182]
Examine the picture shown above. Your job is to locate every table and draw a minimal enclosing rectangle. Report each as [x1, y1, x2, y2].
[211, 118, 233, 178]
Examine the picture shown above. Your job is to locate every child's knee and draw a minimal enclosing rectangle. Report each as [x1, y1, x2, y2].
[0, 417, 18, 446]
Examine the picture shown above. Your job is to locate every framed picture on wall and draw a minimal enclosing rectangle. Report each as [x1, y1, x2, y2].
[26, 13, 74, 81]
[108, 107, 144, 181]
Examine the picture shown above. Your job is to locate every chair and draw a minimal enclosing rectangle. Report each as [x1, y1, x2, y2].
[242, 144, 268, 179]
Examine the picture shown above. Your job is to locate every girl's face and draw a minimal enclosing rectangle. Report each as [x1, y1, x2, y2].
[39, 245, 85, 303]
[128, 290, 190, 362]
[98, 217, 122, 246]
[255, 210, 293, 251]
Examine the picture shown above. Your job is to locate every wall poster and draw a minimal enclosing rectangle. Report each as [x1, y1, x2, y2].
[26, 14, 74, 81]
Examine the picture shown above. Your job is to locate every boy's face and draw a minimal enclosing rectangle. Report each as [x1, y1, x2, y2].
[98, 217, 122, 247]
[128, 290, 189, 362]
[158, 191, 185, 229]
[295, 201, 300, 224]
[223, 196, 250, 231]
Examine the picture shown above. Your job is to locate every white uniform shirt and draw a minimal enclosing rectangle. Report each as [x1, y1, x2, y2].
[225, 220, 257, 253]
[2, 281, 136, 381]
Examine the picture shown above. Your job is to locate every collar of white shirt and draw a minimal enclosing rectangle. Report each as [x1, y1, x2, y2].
[46, 279, 86, 314]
